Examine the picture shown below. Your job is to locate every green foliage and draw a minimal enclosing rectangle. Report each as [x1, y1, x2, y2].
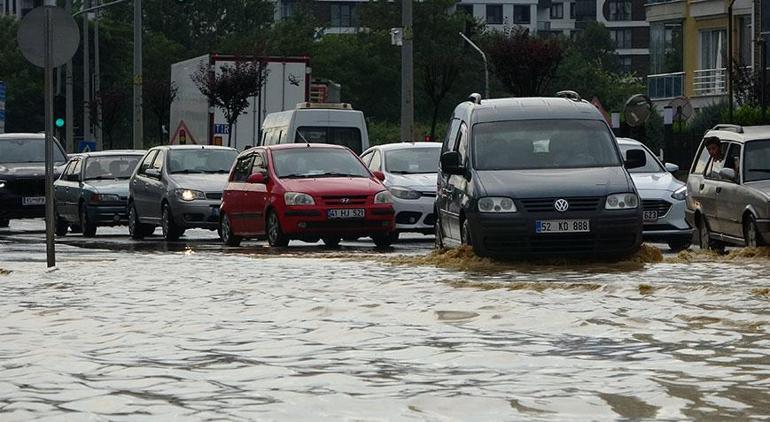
[0, 16, 43, 133]
[368, 121, 447, 146]
[687, 102, 728, 137]
[722, 105, 770, 126]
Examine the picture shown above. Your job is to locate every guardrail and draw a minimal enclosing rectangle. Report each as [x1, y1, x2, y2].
[693, 68, 726, 96]
[647, 71, 684, 99]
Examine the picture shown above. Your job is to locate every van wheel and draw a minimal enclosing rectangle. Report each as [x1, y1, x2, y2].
[80, 204, 97, 237]
[667, 239, 691, 252]
[461, 219, 473, 247]
[266, 210, 289, 247]
[322, 236, 341, 247]
[698, 217, 724, 253]
[220, 213, 242, 247]
[743, 214, 764, 247]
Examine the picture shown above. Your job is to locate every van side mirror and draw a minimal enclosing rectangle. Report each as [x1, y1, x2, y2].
[664, 162, 679, 173]
[441, 151, 464, 175]
[719, 167, 736, 182]
[624, 149, 646, 169]
[372, 170, 386, 181]
[247, 173, 267, 184]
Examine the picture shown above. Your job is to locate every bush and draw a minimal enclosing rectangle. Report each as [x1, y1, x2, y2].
[687, 101, 727, 138]
[367, 121, 447, 146]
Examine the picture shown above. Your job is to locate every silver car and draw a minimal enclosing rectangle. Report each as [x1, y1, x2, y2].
[617, 138, 692, 251]
[686, 124, 770, 251]
[128, 145, 238, 240]
[361, 142, 441, 240]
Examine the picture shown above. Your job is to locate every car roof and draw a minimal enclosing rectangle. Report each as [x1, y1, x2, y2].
[265, 143, 347, 151]
[78, 150, 146, 158]
[152, 144, 236, 151]
[616, 137, 642, 146]
[0, 133, 47, 140]
[706, 125, 770, 143]
[467, 97, 605, 124]
[372, 142, 442, 152]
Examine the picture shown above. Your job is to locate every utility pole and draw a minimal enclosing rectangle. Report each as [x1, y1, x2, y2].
[65, 0, 74, 152]
[400, 0, 414, 143]
[727, 0, 736, 122]
[460, 32, 489, 99]
[133, 0, 143, 149]
[82, 0, 91, 150]
[94, 0, 103, 150]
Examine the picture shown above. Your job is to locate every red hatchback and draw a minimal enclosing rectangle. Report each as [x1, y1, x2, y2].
[220, 144, 396, 247]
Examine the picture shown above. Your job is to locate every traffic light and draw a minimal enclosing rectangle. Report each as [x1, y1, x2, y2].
[55, 118, 64, 128]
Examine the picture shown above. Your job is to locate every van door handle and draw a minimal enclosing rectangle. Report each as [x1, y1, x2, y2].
[716, 186, 722, 193]
[699, 183, 705, 191]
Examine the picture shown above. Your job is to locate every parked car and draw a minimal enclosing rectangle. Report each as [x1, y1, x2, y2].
[436, 92, 646, 259]
[617, 138, 692, 251]
[219, 143, 395, 248]
[260, 102, 370, 154]
[0, 133, 68, 227]
[53, 150, 145, 237]
[128, 145, 238, 240]
[685, 124, 770, 251]
[361, 142, 441, 240]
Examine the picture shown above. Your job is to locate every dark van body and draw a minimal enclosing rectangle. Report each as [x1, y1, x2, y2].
[435, 95, 646, 259]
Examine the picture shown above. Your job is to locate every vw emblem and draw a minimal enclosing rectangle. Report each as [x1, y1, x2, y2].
[340, 198, 350, 204]
[554, 198, 569, 212]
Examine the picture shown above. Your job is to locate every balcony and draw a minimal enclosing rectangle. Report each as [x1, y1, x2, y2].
[647, 71, 684, 99]
[693, 68, 726, 96]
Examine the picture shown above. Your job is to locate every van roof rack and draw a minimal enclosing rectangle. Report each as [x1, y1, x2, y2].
[712, 124, 744, 133]
[555, 90, 582, 102]
[467, 93, 482, 105]
[296, 102, 353, 110]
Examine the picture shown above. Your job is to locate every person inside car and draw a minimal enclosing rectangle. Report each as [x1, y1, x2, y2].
[704, 136, 736, 178]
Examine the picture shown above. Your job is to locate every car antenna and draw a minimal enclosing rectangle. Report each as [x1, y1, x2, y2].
[297, 130, 311, 147]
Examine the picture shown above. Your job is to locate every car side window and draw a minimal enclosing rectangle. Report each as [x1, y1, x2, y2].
[725, 144, 741, 182]
[252, 151, 267, 174]
[138, 151, 158, 175]
[62, 160, 75, 178]
[71, 159, 83, 180]
[369, 150, 382, 171]
[361, 151, 373, 167]
[443, 118, 461, 154]
[691, 142, 710, 175]
[705, 142, 730, 180]
[231, 154, 254, 182]
[457, 123, 469, 164]
[151, 150, 165, 172]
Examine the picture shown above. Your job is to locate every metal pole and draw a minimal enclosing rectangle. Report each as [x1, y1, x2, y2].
[94, 0, 103, 150]
[401, 0, 414, 142]
[762, 37, 767, 122]
[459, 32, 489, 99]
[728, 0, 735, 121]
[82, 0, 91, 150]
[44, 6, 56, 268]
[133, 0, 143, 149]
[65, 0, 74, 153]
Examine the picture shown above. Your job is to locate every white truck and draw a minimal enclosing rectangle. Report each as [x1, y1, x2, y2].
[169, 54, 310, 151]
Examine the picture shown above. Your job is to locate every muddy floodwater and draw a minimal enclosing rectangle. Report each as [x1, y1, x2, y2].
[1, 221, 769, 420]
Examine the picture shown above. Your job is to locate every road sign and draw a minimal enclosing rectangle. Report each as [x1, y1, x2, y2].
[78, 141, 96, 153]
[17, 6, 80, 68]
[0, 81, 5, 134]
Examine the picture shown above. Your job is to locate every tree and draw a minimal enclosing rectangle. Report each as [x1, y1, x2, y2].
[191, 58, 268, 147]
[0, 17, 43, 133]
[143, 79, 178, 145]
[485, 27, 564, 97]
[90, 86, 129, 149]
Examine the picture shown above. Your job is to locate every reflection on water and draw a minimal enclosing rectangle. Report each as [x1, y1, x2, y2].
[0, 230, 769, 420]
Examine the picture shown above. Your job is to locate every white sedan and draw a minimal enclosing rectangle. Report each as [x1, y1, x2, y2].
[361, 142, 441, 240]
[618, 138, 693, 251]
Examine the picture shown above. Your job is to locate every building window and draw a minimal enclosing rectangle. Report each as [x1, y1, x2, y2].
[550, 3, 564, 19]
[486, 5, 503, 24]
[457, 4, 474, 16]
[620, 56, 633, 73]
[570, 2, 576, 19]
[739, 16, 752, 66]
[700, 29, 727, 69]
[513, 5, 530, 24]
[280, 0, 293, 20]
[330, 3, 359, 28]
[610, 28, 632, 49]
[607, 0, 631, 21]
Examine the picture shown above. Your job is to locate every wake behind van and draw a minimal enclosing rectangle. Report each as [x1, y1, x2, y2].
[260, 103, 370, 154]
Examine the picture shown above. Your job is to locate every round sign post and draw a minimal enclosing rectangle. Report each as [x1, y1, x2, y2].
[17, 6, 80, 268]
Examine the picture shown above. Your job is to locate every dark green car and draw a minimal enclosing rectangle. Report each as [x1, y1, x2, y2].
[54, 150, 145, 237]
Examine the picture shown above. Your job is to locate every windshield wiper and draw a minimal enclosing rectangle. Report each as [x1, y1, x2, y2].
[748, 168, 770, 172]
[316, 172, 364, 178]
[170, 169, 204, 174]
[280, 173, 315, 178]
[202, 170, 230, 174]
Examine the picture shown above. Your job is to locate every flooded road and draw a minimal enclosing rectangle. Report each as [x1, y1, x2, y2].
[1, 220, 768, 420]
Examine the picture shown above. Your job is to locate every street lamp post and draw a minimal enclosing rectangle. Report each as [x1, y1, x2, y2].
[459, 32, 489, 99]
[133, 0, 143, 150]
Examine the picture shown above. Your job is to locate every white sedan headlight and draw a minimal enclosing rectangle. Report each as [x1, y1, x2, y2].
[374, 190, 393, 204]
[671, 186, 687, 201]
[478, 197, 517, 213]
[389, 186, 421, 200]
[0, 180, 6, 189]
[605, 193, 639, 210]
[284, 192, 315, 206]
[175, 189, 206, 201]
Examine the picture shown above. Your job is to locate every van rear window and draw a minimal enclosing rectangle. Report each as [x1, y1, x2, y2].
[295, 127, 362, 154]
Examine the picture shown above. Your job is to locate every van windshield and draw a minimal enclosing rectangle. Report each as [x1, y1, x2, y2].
[295, 127, 363, 154]
[472, 120, 622, 170]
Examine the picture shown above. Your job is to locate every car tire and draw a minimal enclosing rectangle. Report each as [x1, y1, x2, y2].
[220, 213, 242, 247]
[161, 203, 183, 241]
[0, 219, 9, 228]
[743, 214, 764, 248]
[80, 204, 97, 237]
[322, 236, 341, 247]
[697, 217, 724, 253]
[435, 216, 445, 249]
[266, 210, 289, 247]
[128, 203, 153, 239]
[371, 233, 392, 248]
[55, 213, 69, 236]
[667, 239, 691, 252]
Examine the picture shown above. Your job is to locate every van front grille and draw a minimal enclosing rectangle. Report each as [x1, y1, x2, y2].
[520, 197, 602, 213]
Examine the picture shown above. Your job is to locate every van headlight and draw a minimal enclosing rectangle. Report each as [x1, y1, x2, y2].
[389, 186, 421, 200]
[175, 189, 206, 201]
[671, 186, 687, 201]
[478, 197, 517, 213]
[605, 193, 639, 210]
[284, 192, 315, 206]
[374, 190, 393, 204]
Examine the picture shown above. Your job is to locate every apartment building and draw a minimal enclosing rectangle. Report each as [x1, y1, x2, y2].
[646, 0, 754, 109]
[0, 0, 41, 19]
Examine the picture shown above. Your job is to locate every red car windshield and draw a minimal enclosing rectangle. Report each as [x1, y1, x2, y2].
[272, 148, 370, 179]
